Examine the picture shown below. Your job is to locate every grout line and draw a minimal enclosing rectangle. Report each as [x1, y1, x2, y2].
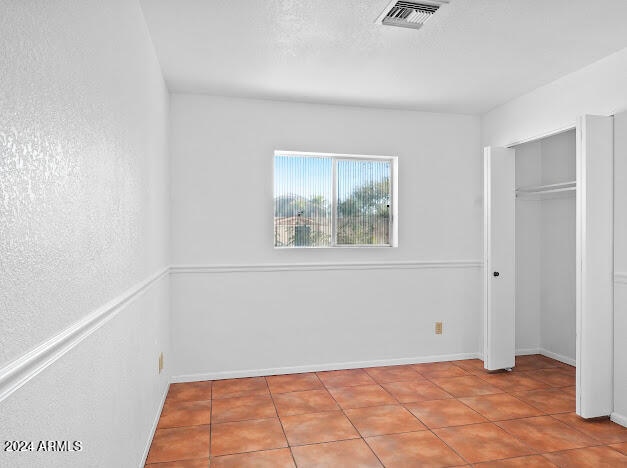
[320, 371, 398, 467]
[417, 359, 578, 464]
[209, 448, 293, 463]
[277, 408, 347, 418]
[427, 428, 472, 466]
[164, 356, 586, 466]
[281, 436, 363, 449]
[320, 373, 388, 467]
[209, 381, 213, 460]
[270, 387, 333, 397]
[209, 446, 298, 458]
[205, 434, 616, 462]
[492, 415, 575, 457]
[448, 399, 491, 423]
[210, 415, 281, 425]
[414, 369, 484, 466]
[541, 444, 621, 455]
[360, 437, 390, 467]
[545, 413, 612, 445]
[264, 376, 298, 467]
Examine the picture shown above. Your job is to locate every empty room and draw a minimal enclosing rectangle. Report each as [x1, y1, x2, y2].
[2, 0, 627, 467]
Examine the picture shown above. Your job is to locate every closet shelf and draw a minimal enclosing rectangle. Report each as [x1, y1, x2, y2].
[515, 181, 576, 196]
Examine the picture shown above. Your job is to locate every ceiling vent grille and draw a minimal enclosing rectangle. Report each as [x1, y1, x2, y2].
[377, 0, 449, 30]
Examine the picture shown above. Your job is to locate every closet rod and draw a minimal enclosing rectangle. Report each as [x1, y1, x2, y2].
[516, 186, 575, 197]
[516, 181, 576, 194]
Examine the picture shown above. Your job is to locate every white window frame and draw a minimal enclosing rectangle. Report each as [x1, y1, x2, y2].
[273, 150, 398, 248]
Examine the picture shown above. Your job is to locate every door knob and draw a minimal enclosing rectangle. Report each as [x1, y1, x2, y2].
[493, 271, 500, 277]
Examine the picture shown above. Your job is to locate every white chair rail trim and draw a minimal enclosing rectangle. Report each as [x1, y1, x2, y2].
[170, 260, 483, 274]
[0, 267, 169, 404]
[0, 260, 482, 403]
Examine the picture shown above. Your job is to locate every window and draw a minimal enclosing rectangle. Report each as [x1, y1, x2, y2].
[274, 151, 398, 248]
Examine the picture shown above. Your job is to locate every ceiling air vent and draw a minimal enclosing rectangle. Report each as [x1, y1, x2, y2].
[376, 0, 449, 30]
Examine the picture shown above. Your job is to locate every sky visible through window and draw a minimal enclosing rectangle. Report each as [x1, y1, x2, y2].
[274, 155, 332, 199]
[274, 155, 390, 200]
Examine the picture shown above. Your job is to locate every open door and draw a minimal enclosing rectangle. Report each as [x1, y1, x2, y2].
[576, 115, 614, 418]
[483, 146, 516, 371]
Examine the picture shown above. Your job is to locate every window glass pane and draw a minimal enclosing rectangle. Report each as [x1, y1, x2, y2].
[337, 159, 391, 245]
[274, 155, 332, 247]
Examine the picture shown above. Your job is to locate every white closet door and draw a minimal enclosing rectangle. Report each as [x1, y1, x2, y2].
[576, 115, 614, 418]
[484, 147, 516, 371]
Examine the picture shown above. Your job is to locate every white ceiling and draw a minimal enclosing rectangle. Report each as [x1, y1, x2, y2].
[140, 0, 627, 114]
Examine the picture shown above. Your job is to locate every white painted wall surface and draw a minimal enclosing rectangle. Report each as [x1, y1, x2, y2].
[482, 46, 627, 147]
[513, 131, 577, 362]
[539, 132, 576, 362]
[171, 94, 482, 265]
[170, 94, 483, 378]
[613, 111, 627, 423]
[615, 112, 627, 274]
[540, 196, 576, 361]
[483, 51, 627, 425]
[0, 278, 170, 468]
[514, 141, 542, 353]
[0, 1, 170, 466]
[171, 267, 482, 380]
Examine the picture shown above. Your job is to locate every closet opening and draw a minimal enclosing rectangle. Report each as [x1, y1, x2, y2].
[484, 115, 613, 418]
[513, 128, 576, 369]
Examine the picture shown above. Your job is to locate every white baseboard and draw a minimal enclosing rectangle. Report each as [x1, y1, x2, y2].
[611, 412, 627, 428]
[514, 348, 575, 366]
[539, 348, 576, 366]
[171, 352, 481, 383]
[140, 382, 170, 467]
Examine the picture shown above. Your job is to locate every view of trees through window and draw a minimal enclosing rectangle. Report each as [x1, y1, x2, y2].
[274, 153, 393, 247]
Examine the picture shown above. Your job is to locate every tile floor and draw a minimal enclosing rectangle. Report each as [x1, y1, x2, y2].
[145, 355, 627, 467]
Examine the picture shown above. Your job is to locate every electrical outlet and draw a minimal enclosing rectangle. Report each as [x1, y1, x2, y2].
[158, 352, 164, 374]
[435, 322, 443, 335]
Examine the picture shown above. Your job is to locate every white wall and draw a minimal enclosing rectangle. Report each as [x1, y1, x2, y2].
[539, 132, 576, 362]
[513, 131, 577, 362]
[0, 1, 170, 466]
[482, 47, 627, 147]
[514, 141, 542, 353]
[170, 94, 483, 379]
[482, 48, 627, 425]
[616, 112, 627, 275]
[540, 197, 576, 361]
[614, 111, 627, 425]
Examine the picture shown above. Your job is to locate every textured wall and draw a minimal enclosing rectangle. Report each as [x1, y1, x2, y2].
[0, 278, 170, 468]
[0, 0, 169, 366]
[0, 0, 170, 466]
